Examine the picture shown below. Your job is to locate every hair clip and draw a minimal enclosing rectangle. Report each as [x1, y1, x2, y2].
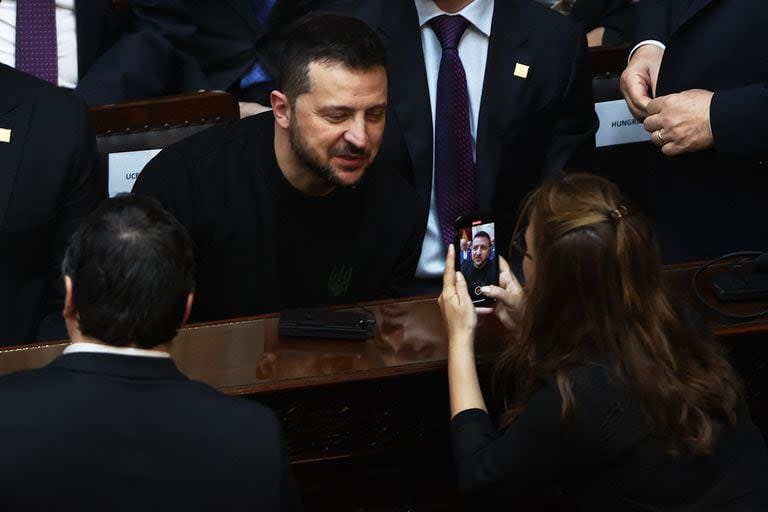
[609, 205, 628, 223]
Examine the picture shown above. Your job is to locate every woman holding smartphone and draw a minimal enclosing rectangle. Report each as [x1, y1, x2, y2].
[439, 173, 767, 509]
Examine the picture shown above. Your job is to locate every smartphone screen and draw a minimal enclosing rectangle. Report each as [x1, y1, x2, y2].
[455, 214, 499, 307]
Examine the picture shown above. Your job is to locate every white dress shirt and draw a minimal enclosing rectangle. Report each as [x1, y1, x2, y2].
[0, 0, 79, 88]
[63, 341, 172, 359]
[414, 0, 494, 278]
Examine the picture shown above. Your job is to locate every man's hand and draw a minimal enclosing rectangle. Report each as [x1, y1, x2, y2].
[643, 89, 715, 156]
[239, 101, 272, 118]
[620, 44, 664, 120]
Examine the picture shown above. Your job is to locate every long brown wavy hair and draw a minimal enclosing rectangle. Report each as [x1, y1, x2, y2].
[495, 173, 742, 455]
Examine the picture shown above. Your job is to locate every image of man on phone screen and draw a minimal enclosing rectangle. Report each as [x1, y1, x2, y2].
[460, 231, 498, 303]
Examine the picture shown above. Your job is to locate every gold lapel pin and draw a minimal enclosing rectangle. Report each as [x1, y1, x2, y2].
[0, 128, 10, 144]
[513, 63, 530, 79]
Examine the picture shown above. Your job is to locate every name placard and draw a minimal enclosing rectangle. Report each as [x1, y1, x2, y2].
[108, 149, 162, 197]
[595, 100, 650, 147]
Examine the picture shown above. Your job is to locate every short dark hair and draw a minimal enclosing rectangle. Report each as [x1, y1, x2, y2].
[473, 231, 491, 243]
[62, 194, 196, 348]
[277, 13, 387, 101]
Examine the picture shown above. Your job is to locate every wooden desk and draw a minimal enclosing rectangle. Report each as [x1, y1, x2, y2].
[2, 263, 764, 381]
[1, 263, 766, 510]
[0, 297, 498, 509]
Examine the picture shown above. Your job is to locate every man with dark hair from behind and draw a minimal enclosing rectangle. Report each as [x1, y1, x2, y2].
[134, 14, 421, 323]
[0, 195, 301, 511]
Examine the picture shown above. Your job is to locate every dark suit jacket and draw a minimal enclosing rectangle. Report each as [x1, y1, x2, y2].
[570, 0, 635, 44]
[75, 0, 362, 105]
[0, 64, 106, 347]
[0, 352, 301, 510]
[355, 0, 598, 255]
[74, 0, 204, 105]
[74, 0, 130, 81]
[636, 0, 768, 261]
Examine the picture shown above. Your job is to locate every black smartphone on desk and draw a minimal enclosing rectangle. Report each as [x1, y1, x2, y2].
[710, 271, 768, 302]
[454, 213, 499, 308]
[279, 308, 374, 340]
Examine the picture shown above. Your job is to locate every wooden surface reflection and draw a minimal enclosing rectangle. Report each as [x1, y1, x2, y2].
[0, 296, 506, 390]
[1, 263, 766, 384]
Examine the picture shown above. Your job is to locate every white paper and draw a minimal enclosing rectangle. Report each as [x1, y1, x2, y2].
[108, 149, 162, 197]
[595, 99, 650, 147]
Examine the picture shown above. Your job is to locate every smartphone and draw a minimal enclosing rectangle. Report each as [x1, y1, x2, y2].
[709, 271, 768, 303]
[279, 308, 374, 340]
[454, 213, 500, 307]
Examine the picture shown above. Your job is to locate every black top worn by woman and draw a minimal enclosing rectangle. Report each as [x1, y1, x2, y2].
[451, 362, 768, 510]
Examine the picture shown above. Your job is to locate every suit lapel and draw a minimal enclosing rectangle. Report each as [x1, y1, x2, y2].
[377, 0, 433, 191]
[0, 67, 33, 226]
[475, 0, 531, 208]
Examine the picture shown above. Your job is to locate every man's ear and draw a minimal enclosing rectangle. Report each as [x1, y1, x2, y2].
[63, 275, 77, 321]
[271, 90, 291, 129]
[181, 292, 194, 326]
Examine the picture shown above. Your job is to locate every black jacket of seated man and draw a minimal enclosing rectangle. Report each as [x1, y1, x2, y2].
[133, 15, 422, 323]
[0, 195, 301, 511]
[0, 64, 106, 347]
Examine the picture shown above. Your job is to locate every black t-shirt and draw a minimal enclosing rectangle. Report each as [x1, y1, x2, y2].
[460, 257, 499, 301]
[134, 113, 422, 322]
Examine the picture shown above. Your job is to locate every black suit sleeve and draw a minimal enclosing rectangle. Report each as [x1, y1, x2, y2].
[633, 0, 670, 43]
[450, 387, 567, 499]
[542, 21, 598, 175]
[38, 95, 106, 340]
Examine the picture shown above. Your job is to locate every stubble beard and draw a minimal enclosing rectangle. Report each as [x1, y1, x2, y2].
[289, 116, 369, 188]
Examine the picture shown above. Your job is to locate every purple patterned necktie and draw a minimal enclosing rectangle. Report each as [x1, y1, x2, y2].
[430, 14, 476, 248]
[16, 0, 58, 84]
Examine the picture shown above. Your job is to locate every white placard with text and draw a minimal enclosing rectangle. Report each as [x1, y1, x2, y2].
[108, 149, 162, 197]
[595, 99, 650, 147]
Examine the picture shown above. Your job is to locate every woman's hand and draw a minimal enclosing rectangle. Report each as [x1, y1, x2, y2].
[441, 245, 488, 417]
[476, 256, 523, 330]
[438, 245, 477, 345]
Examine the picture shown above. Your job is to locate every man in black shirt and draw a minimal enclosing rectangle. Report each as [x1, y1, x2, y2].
[133, 14, 421, 322]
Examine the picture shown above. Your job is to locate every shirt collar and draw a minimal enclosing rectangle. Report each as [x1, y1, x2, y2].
[63, 341, 171, 359]
[415, 0, 494, 37]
